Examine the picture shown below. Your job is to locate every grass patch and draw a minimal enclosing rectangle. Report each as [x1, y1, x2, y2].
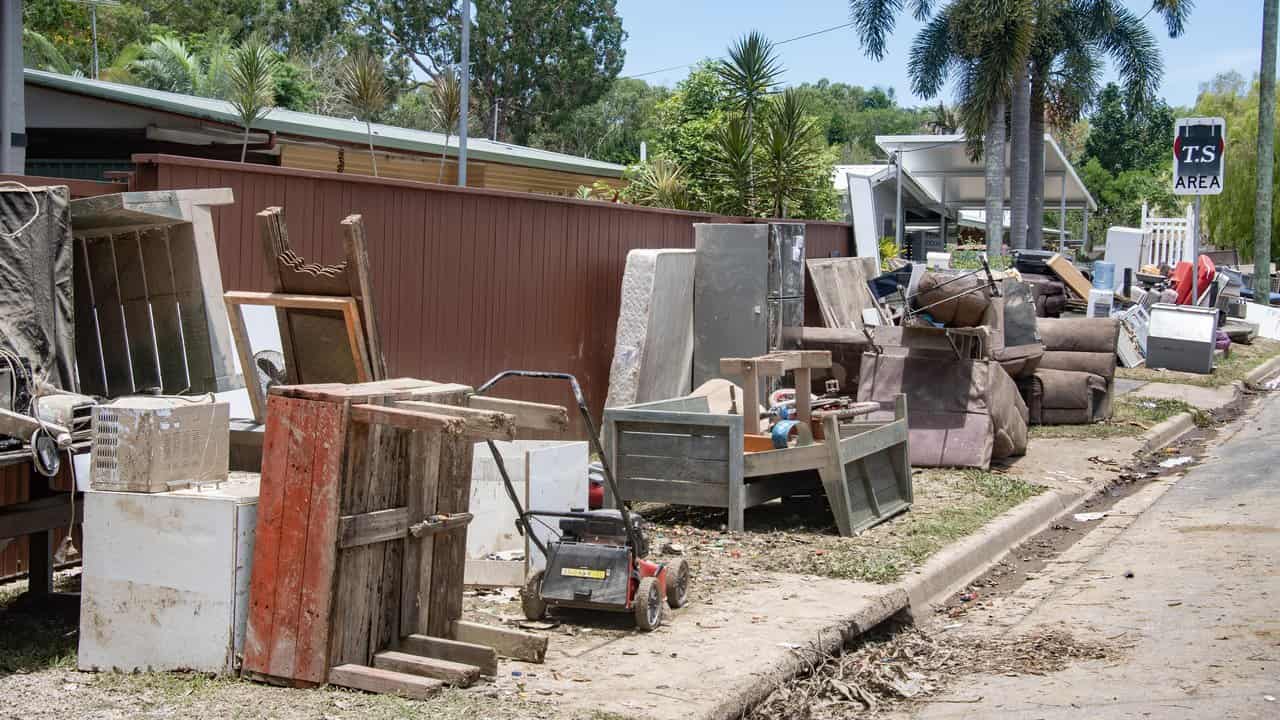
[1030, 396, 1210, 440]
[950, 249, 1012, 271]
[762, 471, 1042, 584]
[1117, 338, 1280, 387]
[0, 574, 80, 675]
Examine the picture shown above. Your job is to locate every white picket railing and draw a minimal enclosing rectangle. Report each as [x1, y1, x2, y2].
[1140, 202, 1196, 268]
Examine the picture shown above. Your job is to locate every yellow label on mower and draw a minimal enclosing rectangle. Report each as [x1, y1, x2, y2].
[560, 567, 607, 580]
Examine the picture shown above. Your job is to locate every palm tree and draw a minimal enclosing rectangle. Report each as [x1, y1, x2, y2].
[340, 49, 389, 177]
[1254, 0, 1277, 302]
[1009, 63, 1031, 250]
[227, 38, 277, 163]
[430, 68, 463, 183]
[758, 89, 822, 218]
[624, 157, 690, 210]
[1023, 0, 1188, 249]
[904, 0, 1036, 256]
[710, 116, 755, 215]
[716, 31, 784, 209]
[119, 35, 234, 98]
[22, 29, 75, 74]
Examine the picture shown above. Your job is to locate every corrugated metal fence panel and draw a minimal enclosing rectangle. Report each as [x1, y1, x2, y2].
[133, 155, 851, 430]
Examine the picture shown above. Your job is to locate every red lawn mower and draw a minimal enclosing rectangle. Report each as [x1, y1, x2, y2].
[474, 371, 690, 631]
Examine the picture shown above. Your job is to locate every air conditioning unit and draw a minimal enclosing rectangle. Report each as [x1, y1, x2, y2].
[91, 397, 230, 493]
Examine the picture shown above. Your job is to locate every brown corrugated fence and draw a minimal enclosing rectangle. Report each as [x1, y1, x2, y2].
[129, 154, 853, 430]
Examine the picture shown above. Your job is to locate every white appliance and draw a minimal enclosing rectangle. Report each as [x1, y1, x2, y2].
[1086, 289, 1114, 318]
[78, 474, 259, 674]
[1104, 226, 1149, 293]
[91, 397, 229, 492]
[1147, 304, 1217, 374]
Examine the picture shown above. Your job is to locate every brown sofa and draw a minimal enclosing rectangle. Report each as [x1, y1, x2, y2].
[1018, 317, 1120, 424]
[858, 348, 1028, 469]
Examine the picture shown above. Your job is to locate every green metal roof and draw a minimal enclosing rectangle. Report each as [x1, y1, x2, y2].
[25, 69, 627, 178]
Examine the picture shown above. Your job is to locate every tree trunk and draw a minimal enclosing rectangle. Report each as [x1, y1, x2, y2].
[1254, 0, 1278, 302]
[984, 98, 1007, 258]
[1009, 63, 1031, 250]
[240, 125, 250, 163]
[746, 104, 755, 216]
[1027, 70, 1047, 250]
[366, 120, 379, 177]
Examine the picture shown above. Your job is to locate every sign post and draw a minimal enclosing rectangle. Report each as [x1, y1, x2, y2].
[1173, 117, 1226, 305]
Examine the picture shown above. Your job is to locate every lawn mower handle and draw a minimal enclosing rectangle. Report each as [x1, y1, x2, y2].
[474, 371, 642, 555]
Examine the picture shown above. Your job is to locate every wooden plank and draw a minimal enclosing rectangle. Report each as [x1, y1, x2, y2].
[342, 215, 389, 380]
[427, 388, 474, 638]
[293, 400, 346, 684]
[399, 634, 498, 677]
[719, 356, 784, 379]
[373, 650, 480, 687]
[617, 454, 730, 484]
[743, 442, 831, 478]
[243, 395, 295, 677]
[330, 421, 376, 668]
[350, 404, 466, 435]
[392, 400, 518, 441]
[465, 396, 569, 432]
[817, 415, 854, 537]
[337, 507, 410, 549]
[619, 477, 729, 507]
[401, 433, 443, 636]
[272, 378, 436, 403]
[450, 620, 547, 663]
[267, 395, 318, 681]
[1045, 254, 1093, 300]
[224, 290, 363, 312]
[613, 421, 733, 438]
[327, 664, 444, 700]
[615, 430, 731, 461]
[834, 422, 909, 461]
[793, 368, 812, 424]
[0, 495, 83, 541]
[227, 303, 267, 422]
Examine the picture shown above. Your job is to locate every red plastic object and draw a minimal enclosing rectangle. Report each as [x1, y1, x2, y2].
[1171, 255, 1216, 305]
[588, 480, 604, 510]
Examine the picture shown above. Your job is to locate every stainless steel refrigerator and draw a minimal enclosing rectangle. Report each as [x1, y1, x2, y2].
[692, 222, 806, 390]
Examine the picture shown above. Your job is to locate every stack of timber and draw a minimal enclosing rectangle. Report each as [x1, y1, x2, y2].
[243, 378, 567, 699]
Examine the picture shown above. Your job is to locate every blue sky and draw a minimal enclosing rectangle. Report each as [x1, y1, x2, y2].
[616, 0, 1267, 110]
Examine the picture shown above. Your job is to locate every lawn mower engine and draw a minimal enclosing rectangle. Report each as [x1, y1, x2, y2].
[523, 509, 689, 631]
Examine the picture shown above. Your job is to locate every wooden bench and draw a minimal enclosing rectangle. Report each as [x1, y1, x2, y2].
[603, 351, 911, 535]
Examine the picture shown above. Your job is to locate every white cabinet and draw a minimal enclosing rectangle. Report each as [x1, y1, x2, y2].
[78, 474, 258, 674]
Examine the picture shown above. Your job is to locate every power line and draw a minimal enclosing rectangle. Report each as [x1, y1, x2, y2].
[622, 20, 856, 80]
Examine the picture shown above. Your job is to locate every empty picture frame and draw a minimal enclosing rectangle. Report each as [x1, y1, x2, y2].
[223, 291, 373, 422]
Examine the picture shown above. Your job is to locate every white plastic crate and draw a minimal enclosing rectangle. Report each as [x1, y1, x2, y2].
[91, 397, 229, 493]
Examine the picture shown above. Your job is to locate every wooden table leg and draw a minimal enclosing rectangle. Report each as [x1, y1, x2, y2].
[793, 368, 812, 424]
[28, 529, 52, 596]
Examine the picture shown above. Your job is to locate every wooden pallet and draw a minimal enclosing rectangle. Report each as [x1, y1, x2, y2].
[242, 378, 565, 698]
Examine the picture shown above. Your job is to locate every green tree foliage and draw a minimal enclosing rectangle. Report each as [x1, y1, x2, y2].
[1084, 83, 1175, 175]
[529, 79, 670, 165]
[791, 80, 926, 162]
[355, 0, 626, 144]
[1195, 73, 1280, 260]
[1074, 157, 1177, 247]
[621, 156, 690, 210]
[227, 37, 277, 162]
[23, 0, 149, 75]
[340, 48, 390, 176]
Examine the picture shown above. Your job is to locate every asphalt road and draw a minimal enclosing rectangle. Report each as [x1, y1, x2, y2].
[911, 391, 1280, 720]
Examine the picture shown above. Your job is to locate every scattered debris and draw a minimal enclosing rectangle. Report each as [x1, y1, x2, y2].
[1159, 456, 1194, 468]
[1073, 512, 1109, 522]
[748, 624, 1119, 719]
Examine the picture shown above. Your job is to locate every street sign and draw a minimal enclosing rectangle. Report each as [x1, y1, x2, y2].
[1173, 117, 1226, 195]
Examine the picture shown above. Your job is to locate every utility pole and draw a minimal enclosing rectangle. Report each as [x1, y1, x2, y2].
[492, 98, 500, 141]
[457, 0, 470, 187]
[0, 0, 24, 174]
[1254, 0, 1278, 302]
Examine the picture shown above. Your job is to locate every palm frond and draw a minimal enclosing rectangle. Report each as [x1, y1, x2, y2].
[625, 157, 691, 210]
[22, 29, 74, 74]
[850, 0, 907, 61]
[430, 67, 463, 134]
[759, 89, 821, 217]
[1149, 0, 1193, 38]
[340, 49, 390, 121]
[908, 8, 954, 99]
[716, 31, 783, 114]
[1095, 3, 1163, 110]
[710, 115, 756, 215]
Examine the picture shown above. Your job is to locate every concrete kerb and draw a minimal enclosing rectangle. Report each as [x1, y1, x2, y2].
[1243, 353, 1280, 390]
[705, 588, 908, 720]
[1138, 412, 1197, 455]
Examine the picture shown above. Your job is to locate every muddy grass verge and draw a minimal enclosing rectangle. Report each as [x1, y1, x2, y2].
[1029, 396, 1212, 440]
[1116, 338, 1280, 388]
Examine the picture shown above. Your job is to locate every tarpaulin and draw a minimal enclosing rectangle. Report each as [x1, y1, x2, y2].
[0, 184, 75, 392]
